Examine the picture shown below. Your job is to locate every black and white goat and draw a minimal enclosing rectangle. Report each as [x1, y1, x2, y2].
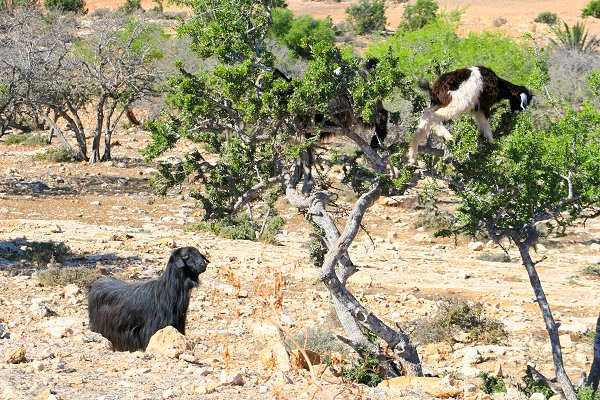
[408, 65, 533, 164]
[88, 247, 209, 352]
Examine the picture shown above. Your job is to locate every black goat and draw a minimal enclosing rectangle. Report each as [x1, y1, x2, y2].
[88, 246, 209, 352]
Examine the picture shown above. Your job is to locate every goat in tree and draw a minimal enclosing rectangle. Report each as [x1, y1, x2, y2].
[409, 65, 533, 164]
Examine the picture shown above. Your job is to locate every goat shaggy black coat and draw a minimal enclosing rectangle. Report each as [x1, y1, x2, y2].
[87, 247, 209, 352]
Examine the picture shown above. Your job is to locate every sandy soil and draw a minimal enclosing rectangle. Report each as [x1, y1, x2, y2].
[84, 0, 600, 38]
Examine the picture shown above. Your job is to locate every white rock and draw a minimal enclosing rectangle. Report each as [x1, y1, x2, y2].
[461, 347, 482, 365]
[591, 243, 600, 252]
[529, 393, 546, 400]
[468, 241, 484, 251]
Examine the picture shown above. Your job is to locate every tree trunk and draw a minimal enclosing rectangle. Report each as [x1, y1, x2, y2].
[58, 106, 88, 161]
[286, 181, 422, 376]
[587, 313, 600, 392]
[125, 107, 140, 126]
[101, 105, 116, 161]
[38, 107, 72, 151]
[91, 96, 106, 163]
[516, 240, 578, 400]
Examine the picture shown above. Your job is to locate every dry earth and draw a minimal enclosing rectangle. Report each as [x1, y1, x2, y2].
[0, 127, 599, 400]
[84, 0, 600, 38]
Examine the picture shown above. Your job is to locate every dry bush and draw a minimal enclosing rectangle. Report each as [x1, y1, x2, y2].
[37, 266, 101, 289]
[548, 48, 600, 106]
[411, 298, 508, 345]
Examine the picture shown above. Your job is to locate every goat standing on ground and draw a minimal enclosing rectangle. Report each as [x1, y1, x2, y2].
[88, 247, 209, 352]
[408, 65, 533, 164]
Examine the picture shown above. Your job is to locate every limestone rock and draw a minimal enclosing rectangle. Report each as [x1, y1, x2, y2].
[4, 347, 26, 364]
[290, 349, 321, 370]
[220, 370, 244, 386]
[259, 341, 290, 372]
[529, 393, 546, 400]
[378, 376, 462, 398]
[468, 241, 485, 251]
[146, 326, 193, 358]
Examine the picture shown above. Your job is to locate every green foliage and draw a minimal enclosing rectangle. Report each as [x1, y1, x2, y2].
[480, 372, 507, 394]
[346, 0, 387, 35]
[44, 0, 84, 12]
[188, 212, 284, 242]
[368, 17, 533, 86]
[577, 386, 600, 400]
[342, 346, 383, 387]
[120, 0, 141, 14]
[400, 0, 439, 30]
[443, 105, 600, 242]
[535, 11, 558, 25]
[176, 0, 286, 61]
[4, 134, 48, 146]
[283, 15, 336, 58]
[33, 147, 78, 162]
[582, 0, 600, 18]
[590, 70, 600, 96]
[412, 299, 508, 345]
[37, 267, 101, 289]
[521, 372, 554, 399]
[550, 21, 599, 52]
[271, 9, 335, 58]
[23, 241, 70, 265]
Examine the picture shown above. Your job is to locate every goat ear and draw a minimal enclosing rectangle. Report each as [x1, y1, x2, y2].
[170, 250, 187, 269]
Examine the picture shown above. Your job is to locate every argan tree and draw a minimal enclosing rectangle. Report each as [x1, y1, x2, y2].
[437, 103, 600, 399]
[73, 14, 165, 162]
[145, 0, 424, 376]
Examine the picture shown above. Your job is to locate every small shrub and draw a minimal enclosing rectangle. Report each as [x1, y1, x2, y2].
[37, 266, 101, 289]
[90, 7, 111, 17]
[550, 21, 599, 53]
[577, 385, 600, 400]
[411, 299, 508, 345]
[308, 237, 326, 267]
[284, 327, 349, 355]
[342, 346, 382, 387]
[44, 0, 84, 12]
[25, 241, 70, 265]
[535, 11, 558, 25]
[33, 147, 78, 162]
[4, 134, 48, 146]
[476, 252, 511, 263]
[480, 372, 507, 394]
[492, 17, 507, 27]
[577, 329, 596, 345]
[400, 0, 439, 30]
[583, 262, 600, 277]
[120, 0, 141, 14]
[582, 0, 600, 18]
[188, 212, 284, 242]
[520, 372, 554, 399]
[346, 0, 387, 35]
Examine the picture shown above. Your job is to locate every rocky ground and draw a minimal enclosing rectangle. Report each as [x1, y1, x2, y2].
[0, 128, 599, 400]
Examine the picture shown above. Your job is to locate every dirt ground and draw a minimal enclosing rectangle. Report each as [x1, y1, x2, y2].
[0, 128, 599, 399]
